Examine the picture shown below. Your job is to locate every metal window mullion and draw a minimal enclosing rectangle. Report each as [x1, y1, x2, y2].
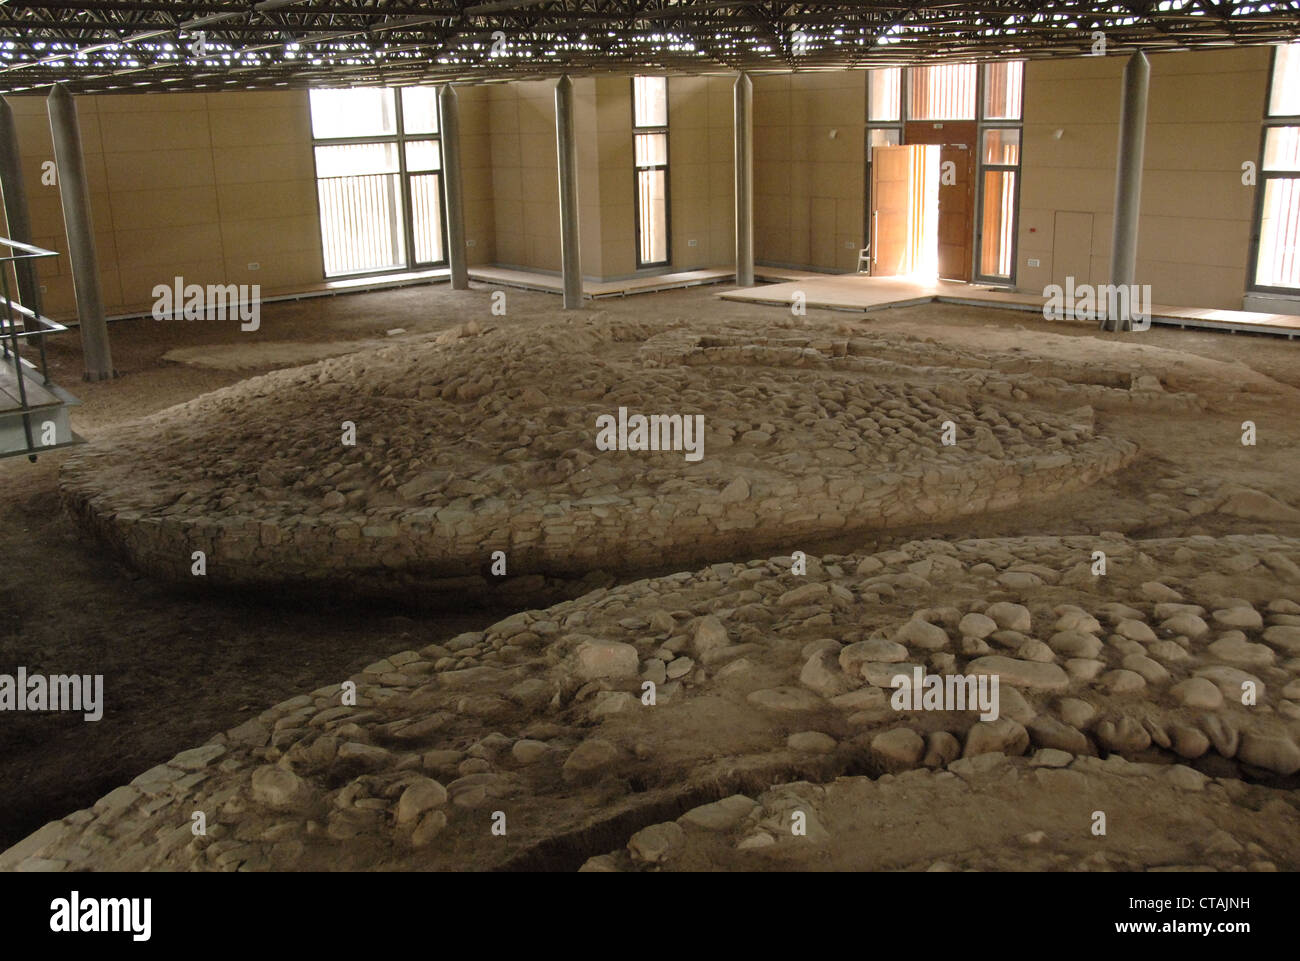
[394, 85, 416, 269]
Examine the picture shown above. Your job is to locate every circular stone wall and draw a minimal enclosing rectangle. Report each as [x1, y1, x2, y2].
[60, 318, 1137, 593]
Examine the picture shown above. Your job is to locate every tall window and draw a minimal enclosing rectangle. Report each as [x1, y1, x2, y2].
[975, 61, 1023, 281]
[633, 76, 670, 268]
[908, 64, 978, 121]
[867, 66, 903, 158]
[309, 86, 446, 278]
[1251, 43, 1300, 292]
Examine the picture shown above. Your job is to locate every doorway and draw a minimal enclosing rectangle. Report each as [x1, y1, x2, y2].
[870, 144, 938, 279]
[869, 124, 975, 281]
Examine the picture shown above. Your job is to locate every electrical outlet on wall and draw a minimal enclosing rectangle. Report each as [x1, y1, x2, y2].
[1027, 258, 1041, 268]
[688, 239, 698, 247]
[247, 262, 260, 271]
[467, 239, 476, 247]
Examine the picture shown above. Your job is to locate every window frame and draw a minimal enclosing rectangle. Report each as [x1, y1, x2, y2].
[631, 76, 672, 269]
[906, 63, 979, 123]
[972, 61, 1024, 286]
[308, 85, 449, 279]
[1246, 44, 1300, 296]
[865, 62, 1023, 284]
[864, 68, 906, 273]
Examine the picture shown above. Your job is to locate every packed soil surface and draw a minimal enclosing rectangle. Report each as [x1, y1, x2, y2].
[2, 279, 1299, 860]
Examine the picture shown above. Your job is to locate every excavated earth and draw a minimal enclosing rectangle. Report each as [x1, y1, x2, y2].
[4, 533, 1299, 873]
[8, 302, 1300, 872]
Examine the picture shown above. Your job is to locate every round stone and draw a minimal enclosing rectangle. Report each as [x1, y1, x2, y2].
[787, 731, 837, 754]
[871, 727, 924, 770]
[1170, 677, 1224, 709]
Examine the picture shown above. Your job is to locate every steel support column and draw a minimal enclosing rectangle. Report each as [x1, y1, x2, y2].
[48, 84, 114, 379]
[1105, 50, 1149, 332]
[555, 75, 582, 309]
[733, 71, 754, 288]
[438, 83, 469, 290]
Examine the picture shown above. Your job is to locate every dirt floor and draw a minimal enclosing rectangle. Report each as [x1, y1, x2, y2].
[2, 279, 1299, 855]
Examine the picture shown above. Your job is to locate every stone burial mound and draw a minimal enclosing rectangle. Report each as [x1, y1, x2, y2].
[60, 317, 1137, 597]
[7, 533, 1299, 872]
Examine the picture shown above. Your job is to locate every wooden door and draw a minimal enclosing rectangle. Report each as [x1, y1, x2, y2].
[870, 144, 921, 276]
[905, 121, 976, 281]
[937, 143, 973, 280]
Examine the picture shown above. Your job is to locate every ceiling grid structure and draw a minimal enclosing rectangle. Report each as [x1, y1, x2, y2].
[0, 1, 1296, 94]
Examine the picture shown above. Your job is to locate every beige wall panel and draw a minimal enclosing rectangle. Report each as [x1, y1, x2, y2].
[520, 165, 557, 203]
[207, 106, 312, 148]
[489, 134, 523, 179]
[528, 234, 561, 272]
[1017, 207, 1056, 256]
[1051, 210, 1094, 288]
[105, 148, 215, 191]
[117, 260, 229, 309]
[1139, 261, 1249, 306]
[810, 197, 837, 266]
[222, 215, 319, 258]
[98, 111, 211, 153]
[579, 203, 604, 274]
[113, 224, 224, 271]
[707, 125, 732, 164]
[109, 187, 219, 230]
[522, 200, 559, 240]
[1141, 170, 1256, 221]
[234, 249, 323, 291]
[601, 204, 636, 277]
[1018, 166, 1115, 212]
[491, 166, 523, 201]
[96, 92, 206, 113]
[1142, 122, 1260, 171]
[518, 132, 557, 169]
[1148, 73, 1268, 123]
[755, 125, 791, 163]
[1150, 47, 1269, 75]
[597, 129, 633, 167]
[1022, 123, 1116, 169]
[598, 165, 630, 204]
[213, 143, 315, 184]
[1027, 78, 1121, 124]
[1141, 215, 1253, 267]
[670, 161, 708, 201]
[205, 90, 305, 110]
[672, 127, 708, 165]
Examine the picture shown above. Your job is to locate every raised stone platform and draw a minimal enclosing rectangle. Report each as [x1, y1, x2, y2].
[59, 318, 1139, 595]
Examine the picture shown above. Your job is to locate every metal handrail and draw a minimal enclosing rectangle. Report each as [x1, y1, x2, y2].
[1, 238, 60, 455]
[0, 294, 68, 338]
